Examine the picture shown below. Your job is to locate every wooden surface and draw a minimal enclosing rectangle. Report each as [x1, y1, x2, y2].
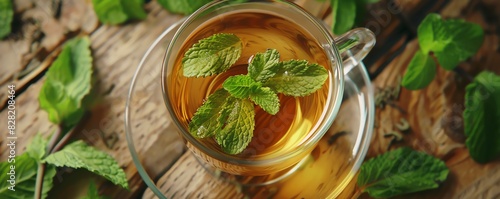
[1, 0, 500, 198]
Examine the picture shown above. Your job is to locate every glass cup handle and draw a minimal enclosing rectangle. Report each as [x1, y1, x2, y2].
[334, 28, 376, 74]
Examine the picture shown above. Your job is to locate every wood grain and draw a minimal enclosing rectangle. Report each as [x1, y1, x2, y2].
[1, 0, 500, 198]
[0, 1, 185, 198]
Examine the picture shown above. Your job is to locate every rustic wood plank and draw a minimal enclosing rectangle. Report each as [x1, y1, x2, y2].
[0, 1, 185, 198]
[143, 0, 500, 198]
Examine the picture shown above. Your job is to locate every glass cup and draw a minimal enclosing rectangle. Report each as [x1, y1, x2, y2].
[126, 0, 375, 198]
[162, 0, 374, 175]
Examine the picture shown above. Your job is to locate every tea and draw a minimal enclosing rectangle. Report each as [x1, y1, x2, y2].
[166, 10, 333, 174]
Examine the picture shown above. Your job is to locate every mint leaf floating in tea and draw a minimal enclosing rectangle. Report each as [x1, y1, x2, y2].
[43, 141, 129, 189]
[189, 89, 231, 138]
[463, 71, 500, 163]
[26, 134, 49, 161]
[250, 87, 280, 115]
[215, 97, 255, 154]
[182, 33, 242, 77]
[264, 60, 328, 97]
[248, 49, 280, 82]
[183, 34, 328, 154]
[357, 147, 449, 198]
[417, 13, 484, 70]
[401, 49, 437, 90]
[39, 37, 93, 127]
[0, 0, 13, 39]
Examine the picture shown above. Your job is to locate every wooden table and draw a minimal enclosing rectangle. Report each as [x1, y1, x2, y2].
[1, 0, 500, 198]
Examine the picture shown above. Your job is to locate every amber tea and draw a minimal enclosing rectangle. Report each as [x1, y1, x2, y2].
[165, 10, 336, 175]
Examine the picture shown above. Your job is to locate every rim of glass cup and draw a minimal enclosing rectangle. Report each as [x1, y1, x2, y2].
[160, 0, 345, 167]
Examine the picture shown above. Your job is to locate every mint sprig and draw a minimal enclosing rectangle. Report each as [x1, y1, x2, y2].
[402, 13, 484, 90]
[184, 34, 328, 154]
[182, 33, 242, 77]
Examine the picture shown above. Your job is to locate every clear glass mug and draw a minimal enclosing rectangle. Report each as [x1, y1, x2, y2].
[127, 0, 375, 198]
[162, 0, 374, 175]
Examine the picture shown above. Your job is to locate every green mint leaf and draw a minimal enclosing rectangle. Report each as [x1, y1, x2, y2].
[222, 75, 261, 99]
[250, 87, 280, 115]
[248, 49, 280, 82]
[157, 0, 212, 15]
[215, 98, 255, 154]
[357, 147, 449, 198]
[183, 33, 242, 77]
[189, 89, 230, 138]
[464, 71, 500, 163]
[0, 0, 13, 39]
[331, 0, 356, 35]
[92, 0, 147, 25]
[418, 13, 484, 70]
[0, 154, 56, 199]
[81, 181, 110, 199]
[43, 141, 129, 189]
[264, 60, 328, 97]
[27, 134, 49, 161]
[401, 50, 437, 90]
[121, 0, 147, 20]
[38, 36, 93, 127]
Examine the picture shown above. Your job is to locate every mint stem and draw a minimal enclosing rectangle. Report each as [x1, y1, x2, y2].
[34, 163, 45, 199]
[51, 126, 77, 153]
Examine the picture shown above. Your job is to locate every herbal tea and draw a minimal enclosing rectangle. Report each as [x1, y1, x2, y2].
[166, 11, 333, 174]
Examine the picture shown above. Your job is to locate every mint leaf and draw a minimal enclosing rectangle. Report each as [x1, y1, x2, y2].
[215, 98, 255, 154]
[464, 71, 500, 163]
[0, 154, 56, 199]
[331, 0, 356, 35]
[38, 37, 93, 127]
[418, 13, 484, 70]
[401, 49, 437, 90]
[43, 141, 129, 189]
[264, 60, 328, 97]
[358, 147, 449, 198]
[81, 181, 109, 199]
[0, 0, 13, 39]
[92, 0, 147, 25]
[189, 89, 230, 138]
[222, 75, 261, 99]
[250, 87, 280, 115]
[183, 33, 242, 77]
[248, 49, 280, 82]
[27, 134, 49, 161]
[121, 0, 147, 20]
[157, 0, 212, 15]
